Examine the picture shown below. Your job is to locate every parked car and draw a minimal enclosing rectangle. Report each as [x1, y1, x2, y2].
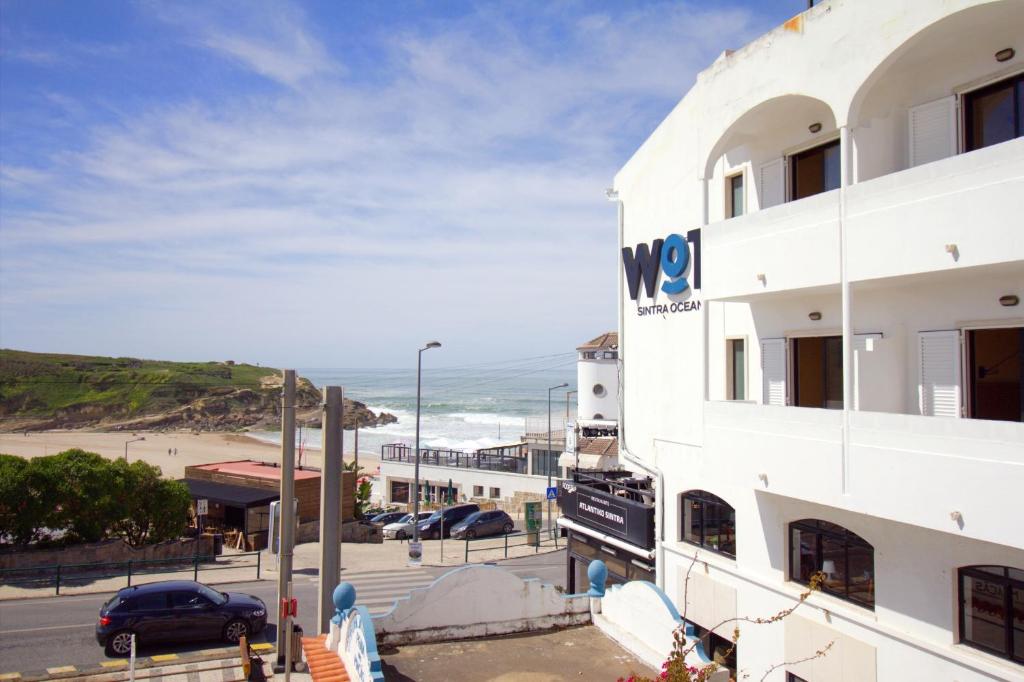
[369, 511, 407, 526]
[96, 580, 267, 656]
[450, 510, 515, 540]
[382, 511, 433, 540]
[417, 503, 480, 539]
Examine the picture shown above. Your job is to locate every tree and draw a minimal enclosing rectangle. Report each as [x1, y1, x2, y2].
[0, 454, 33, 544]
[108, 460, 191, 547]
[29, 449, 116, 543]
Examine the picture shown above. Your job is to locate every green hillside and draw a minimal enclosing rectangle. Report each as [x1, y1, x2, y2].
[0, 349, 394, 432]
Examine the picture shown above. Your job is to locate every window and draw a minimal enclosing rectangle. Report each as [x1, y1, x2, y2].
[792, 336, 843, 409]
[727, 338, 746, 400]
[727, 173, 744, 218]
[692, 623, 737, 674]
[959, 565, 1024, 663]
[170, 591, 210, 609]
[489, 487, 500, 499]
[681, 491, 736, 558]
[790, 519, 874, 609]
[531, 450, 560, 477]
[592, 413, 604, 420]
[967, 327, 1023, 422]
[787, 674, 810, 682]
[602, 350, 618, 359]
[581, 351, 597, 360]
[390, 480, 410, 503]
[133, 593, 168, 611]
[965, 74, 1024, 152]
[473, 485, 484, 497]
[593, 383, 606, 397]
[790, 139, 840, 201]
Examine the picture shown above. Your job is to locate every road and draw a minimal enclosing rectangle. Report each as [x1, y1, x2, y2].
[0, 550, 565, 676]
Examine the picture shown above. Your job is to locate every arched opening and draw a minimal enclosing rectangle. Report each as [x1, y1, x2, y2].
[789, 518, 874, 609]
[958, 565, 1024, 663]
[849, 0, 1024, 182]
[680, 490, 736, 558]
[703, 94, 838, 223]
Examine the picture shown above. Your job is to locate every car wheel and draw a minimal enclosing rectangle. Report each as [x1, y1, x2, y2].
[503, 523, 513, 534]
[396, 530, 406, 540]
[223, 619, 249, 644]
[105, 630, 134, 657]
[466, 529, 476, 539]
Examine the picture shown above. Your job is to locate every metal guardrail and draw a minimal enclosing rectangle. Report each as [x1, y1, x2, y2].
[0, 551, 262, 595]
[463, 528, 561, 563]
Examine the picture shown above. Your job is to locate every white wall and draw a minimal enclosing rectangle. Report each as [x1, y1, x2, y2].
[578, 358, 618, 421]
[380, 460, 551, 505]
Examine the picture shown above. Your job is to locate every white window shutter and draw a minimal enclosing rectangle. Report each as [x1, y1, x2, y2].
[758, 158, 785, 210]
[918, 330, 962, 417]
[760, 338, 787, 406]
[909, 96, 957, 167]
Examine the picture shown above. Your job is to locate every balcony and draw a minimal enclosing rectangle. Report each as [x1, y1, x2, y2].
[700, 138, 1024, 301]
[846, 137, 1024, 282]
[380, 443, 528, 474]
[701, 189, 840, 301]
[703, 401, 1024, 548]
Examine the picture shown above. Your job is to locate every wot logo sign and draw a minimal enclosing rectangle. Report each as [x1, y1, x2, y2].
[622, 229, 701, 316]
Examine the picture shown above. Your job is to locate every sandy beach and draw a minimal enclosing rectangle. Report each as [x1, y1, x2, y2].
[0, 431, 380, 480]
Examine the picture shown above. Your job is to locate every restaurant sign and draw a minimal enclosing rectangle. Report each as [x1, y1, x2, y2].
[558, 480, 654, 548]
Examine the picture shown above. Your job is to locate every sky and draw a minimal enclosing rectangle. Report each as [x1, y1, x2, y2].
[1, 0, 799, 369]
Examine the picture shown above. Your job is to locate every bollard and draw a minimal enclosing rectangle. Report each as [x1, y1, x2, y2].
[256, 551, 261, 580]
[504, 533, 508, 559]
[193, 555, 199, 581]
[55, 565, 61, 596]
[127, 560, 133, 587]
[464, 537, 469, 564]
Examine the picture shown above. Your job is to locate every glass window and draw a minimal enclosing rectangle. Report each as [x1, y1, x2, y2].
[789, 519, 874, 609]
[489, 487, 500, 499]
[170, 591, 211, 609]
[133, 593, 168, 611]
[792, 336, 844, 410]
[966, 75, 1023, 152]
[680, 491, 736, 559]
[390, 480, 410, 503]
[791, 139, 840, 201]
[727, 339, 746, 400]
[728, 174, 744, 218]
[959, 565, 1024, 663]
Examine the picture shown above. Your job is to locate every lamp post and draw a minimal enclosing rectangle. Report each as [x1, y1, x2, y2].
[124, 436, 145, 462]
[411, 341, 441, 562]
[547, 382, 569, 535]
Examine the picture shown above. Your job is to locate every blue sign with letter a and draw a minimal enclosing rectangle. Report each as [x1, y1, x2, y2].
[546, 486, 558, 500]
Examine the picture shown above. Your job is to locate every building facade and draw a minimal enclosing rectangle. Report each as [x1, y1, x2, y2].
[611, 1, 1024, 680]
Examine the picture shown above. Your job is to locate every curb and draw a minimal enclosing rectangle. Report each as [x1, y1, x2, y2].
[0, 643, 275, 681]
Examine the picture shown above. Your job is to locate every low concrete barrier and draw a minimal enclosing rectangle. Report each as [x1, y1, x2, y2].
[373, 564, 591, 645]
[0, 536, 215, 571]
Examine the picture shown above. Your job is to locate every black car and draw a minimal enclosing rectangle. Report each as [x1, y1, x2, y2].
[417, 503, 480, 539]
[450, 510, 514, 540]
[370, 511, 407, 526]
[96, 580, 267, 656]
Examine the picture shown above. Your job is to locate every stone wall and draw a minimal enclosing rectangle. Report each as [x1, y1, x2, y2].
[0, 535, 215, 571]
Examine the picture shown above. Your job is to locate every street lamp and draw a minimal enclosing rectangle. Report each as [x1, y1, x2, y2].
[124, 436, 145, 462]
[411, 341, 441, 561]
[547, 382, 569, 536]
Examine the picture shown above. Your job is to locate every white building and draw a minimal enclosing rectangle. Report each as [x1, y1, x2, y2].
[560, 332, 622, 472]
[610, 1, 1024, 680]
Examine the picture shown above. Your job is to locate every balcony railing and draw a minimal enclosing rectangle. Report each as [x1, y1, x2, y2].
[380, 443, 528, 474]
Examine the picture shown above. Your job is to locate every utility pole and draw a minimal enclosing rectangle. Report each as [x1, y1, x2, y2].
[318, 386, 343, 633]
[276, 371, 296, 678]
[354, 424, 359, 473]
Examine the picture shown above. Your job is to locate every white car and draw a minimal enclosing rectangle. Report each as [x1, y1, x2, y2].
[382, 512, 433, 540]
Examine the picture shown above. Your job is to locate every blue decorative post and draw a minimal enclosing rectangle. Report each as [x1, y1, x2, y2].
[332, 582, 356, 625]
[587, 559, 608, 597]
[587, 559, 608, 616]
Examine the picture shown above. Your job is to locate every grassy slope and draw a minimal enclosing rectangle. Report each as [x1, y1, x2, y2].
[0, 349, 280, 418]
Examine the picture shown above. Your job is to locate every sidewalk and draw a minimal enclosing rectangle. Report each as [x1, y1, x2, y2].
[0, 535, 563, 600]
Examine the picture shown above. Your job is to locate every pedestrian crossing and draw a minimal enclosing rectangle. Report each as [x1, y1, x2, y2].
[338, 568, 439, 616]
[336, 564, 558, 615]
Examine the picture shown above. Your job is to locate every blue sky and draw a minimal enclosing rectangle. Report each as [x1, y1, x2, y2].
[1, 0, 798, 368]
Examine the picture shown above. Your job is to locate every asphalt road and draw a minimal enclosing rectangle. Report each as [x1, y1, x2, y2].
[0, 549, 565, 676]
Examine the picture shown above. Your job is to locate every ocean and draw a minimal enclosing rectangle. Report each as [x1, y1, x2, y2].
[248, 357, 578, 457]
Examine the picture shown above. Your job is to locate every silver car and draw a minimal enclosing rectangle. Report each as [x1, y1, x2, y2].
[382, 512, 433, 540]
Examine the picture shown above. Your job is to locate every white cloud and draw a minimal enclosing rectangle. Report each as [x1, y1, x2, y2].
[0, 1, 774, 366]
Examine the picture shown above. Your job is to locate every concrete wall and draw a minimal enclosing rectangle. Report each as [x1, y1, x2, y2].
[373, 565, 591, 645]
[0, 535, 215, 570]
[380, 460, 552, 507]
[578, 358, 619, 421]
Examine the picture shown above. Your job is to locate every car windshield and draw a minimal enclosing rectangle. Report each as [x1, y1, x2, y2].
[462, 511, 482, 524]
[197, 584, 227, 605]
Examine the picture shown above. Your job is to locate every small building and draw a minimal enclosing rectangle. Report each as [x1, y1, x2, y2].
[182, 459, 355, 545]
